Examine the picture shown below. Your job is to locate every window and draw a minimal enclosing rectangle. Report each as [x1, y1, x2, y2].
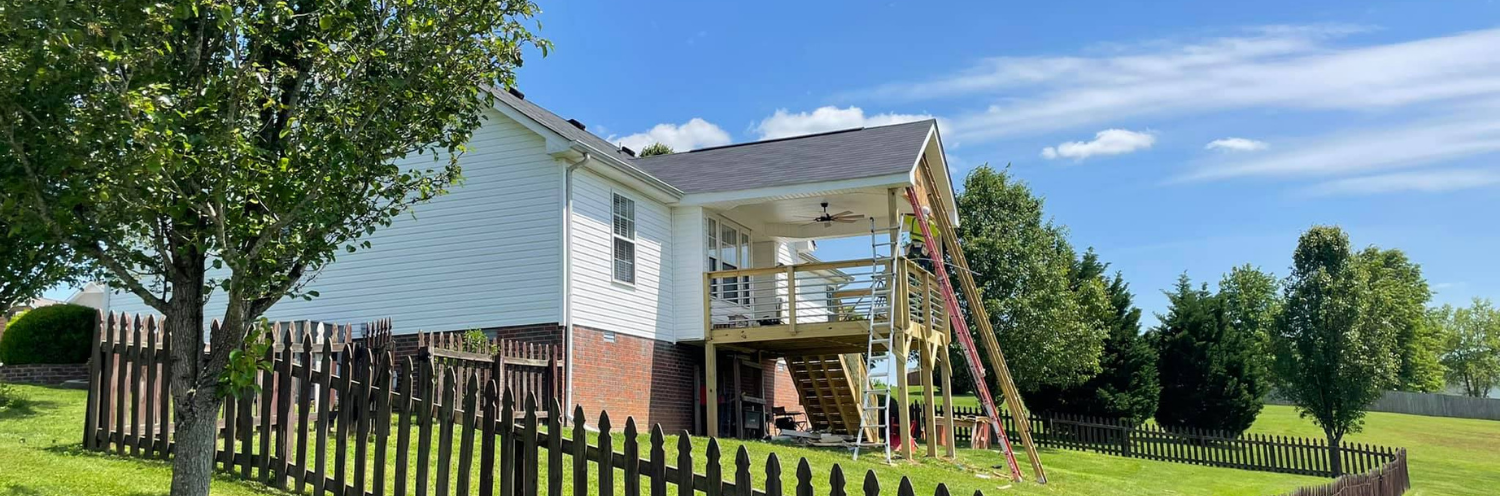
[706, 214, 751, 304]
[612, 193, 636, 284]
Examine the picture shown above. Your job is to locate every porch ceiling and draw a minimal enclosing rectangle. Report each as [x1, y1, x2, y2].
[723, 187, 913, 241]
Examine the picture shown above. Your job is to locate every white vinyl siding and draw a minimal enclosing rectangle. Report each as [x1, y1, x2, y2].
[669, 207, 706, 341]
[570, 169, 672, 340]
[108, 108, 564, 331]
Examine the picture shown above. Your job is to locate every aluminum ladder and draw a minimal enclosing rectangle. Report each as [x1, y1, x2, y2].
[852, 218, 900, 462]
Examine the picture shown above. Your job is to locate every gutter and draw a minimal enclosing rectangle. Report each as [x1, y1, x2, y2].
[567, 140, 684, 201]
[561, 152, 590, 420]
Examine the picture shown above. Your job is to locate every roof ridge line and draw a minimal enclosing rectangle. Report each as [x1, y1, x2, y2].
[680, 127, 867, 154]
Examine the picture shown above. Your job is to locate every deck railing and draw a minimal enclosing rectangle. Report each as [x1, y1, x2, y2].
[704, 257, 944, 335]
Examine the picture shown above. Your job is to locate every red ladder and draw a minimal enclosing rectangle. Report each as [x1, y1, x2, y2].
[904, 187, 1024, 481]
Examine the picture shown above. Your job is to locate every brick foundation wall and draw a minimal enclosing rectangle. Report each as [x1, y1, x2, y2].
[375, 323, 807, 437]
[767, 358, 805, 416]
[570, 325, 701, 433]
[0, 363, 89, 385]
[383, 323, 567, 361]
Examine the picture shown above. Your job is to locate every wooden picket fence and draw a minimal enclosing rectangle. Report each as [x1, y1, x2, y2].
[80, 313, 375, 459]
[932, 404, 1399, 478]
[1277, 449, 1408, 496]
[84, 313, 975, 496]
[417, 330, 565, 415]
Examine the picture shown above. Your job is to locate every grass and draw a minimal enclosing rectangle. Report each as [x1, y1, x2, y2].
[3, 384, 1492, 496]
[1247, 404, 1500, 496]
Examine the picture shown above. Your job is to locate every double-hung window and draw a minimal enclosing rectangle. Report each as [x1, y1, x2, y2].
[612, 193, 636, 284]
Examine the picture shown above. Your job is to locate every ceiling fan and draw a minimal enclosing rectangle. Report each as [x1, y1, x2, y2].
[805, 202, 865, 226]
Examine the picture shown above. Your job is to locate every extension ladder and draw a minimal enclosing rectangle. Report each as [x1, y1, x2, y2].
[903, 187, 1027, 481]
[852, 218, 899, 462]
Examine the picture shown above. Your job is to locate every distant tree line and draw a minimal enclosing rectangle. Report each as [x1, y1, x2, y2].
[949, 165, 1496, 474]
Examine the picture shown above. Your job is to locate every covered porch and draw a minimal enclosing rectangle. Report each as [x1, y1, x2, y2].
[636, 118, 964, 459]
[692, 184, 960, 459]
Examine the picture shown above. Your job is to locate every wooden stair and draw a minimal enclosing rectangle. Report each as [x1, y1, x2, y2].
[785, 354, 867, 435]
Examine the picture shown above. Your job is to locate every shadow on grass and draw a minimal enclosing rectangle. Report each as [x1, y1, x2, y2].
[0, 398, 59, 420]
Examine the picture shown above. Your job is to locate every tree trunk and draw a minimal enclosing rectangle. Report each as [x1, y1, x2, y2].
[170, 396, 221, 496]
[164, 257, 220, 496]
[1326, 431, 1343, 477]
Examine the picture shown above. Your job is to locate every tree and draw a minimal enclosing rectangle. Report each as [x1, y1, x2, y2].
[0, 2, 547, 495]
[1150, 274, 1269, 435]
[1029, 250, 1159, 425]
[1432, 299, 1500, 397]
[952, 165, 1108, 394]
[0, 219, 81, 312]
[1218, 264, 1280, 357]
[1273, 226, 1398, 476]
[639, 142, 674, 157]
[1354, 248, 1442, 392]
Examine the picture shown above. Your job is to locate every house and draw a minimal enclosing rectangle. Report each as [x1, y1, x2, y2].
[107, 87, 963, 442]
[1, 282, 108, 340]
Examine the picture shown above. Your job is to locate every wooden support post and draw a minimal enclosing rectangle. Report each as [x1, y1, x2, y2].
[894, 329, 912, 461]
[704, 271, 718, 438]
[786, 266, 797, 333]
[921, 269, 940, 455]
[939, 337, 957, 459]
[921, 351, 938, 457]
[706, 341, 718, 438]
[733, 356, 744, 439]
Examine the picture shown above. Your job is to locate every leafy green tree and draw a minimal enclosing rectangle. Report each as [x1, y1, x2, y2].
[1432, 299, 1500, 397]
[1354, 248, 1442, 392]
[0, 219, 82, 312]
[952, 165, 1108, 394]
[1273, 226, 1398, 476]
[0, 2, 547, 494]
[1219, 264, 1281, 357]
[1029, 251, 1159, 425]
[639, 142, 674, 157]
[1150, 274, 1269, 435]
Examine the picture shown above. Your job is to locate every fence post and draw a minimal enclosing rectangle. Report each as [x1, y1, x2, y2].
[83, 312, 105, 450]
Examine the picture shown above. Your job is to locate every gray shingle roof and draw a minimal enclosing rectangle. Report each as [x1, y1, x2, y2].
[485, 86, 639, 163]
[486, 87, 935, 195]
[631, 120, 936, 194]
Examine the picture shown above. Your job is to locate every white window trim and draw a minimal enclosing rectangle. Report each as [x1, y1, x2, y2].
[611, 191, 637, 286]
[705, 212, 752, 304]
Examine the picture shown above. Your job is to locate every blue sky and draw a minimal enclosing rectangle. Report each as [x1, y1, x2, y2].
[41, 1, 1500, 325]
[509, 0, 1500, 324]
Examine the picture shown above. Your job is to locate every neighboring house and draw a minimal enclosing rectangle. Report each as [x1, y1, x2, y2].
[107, 87, 961, 435]
[1, 283, 108, 340]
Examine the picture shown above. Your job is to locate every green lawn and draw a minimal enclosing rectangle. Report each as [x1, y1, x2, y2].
[1247, 404, 1500, 496]
[3, 384, 1493, 496]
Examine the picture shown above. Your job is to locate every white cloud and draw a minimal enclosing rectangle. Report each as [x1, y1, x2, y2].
[1205, 137, 1268, 152]
[1183, 104, 1500, 181]
[612, 118, 731, 153]
[1041, 129, 1155, 161]
[754, 106, 933, 140]
[850, 26, 1500, 144]
[1305, 169, 1500, 196]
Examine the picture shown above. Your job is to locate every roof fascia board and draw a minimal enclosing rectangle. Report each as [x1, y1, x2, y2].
[676, 172, 914, 208]
[912, 124, 961, 226]
[566, 140, 683, 202]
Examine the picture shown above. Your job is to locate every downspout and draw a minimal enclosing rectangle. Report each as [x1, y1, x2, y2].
[561, 152, 590, 422]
